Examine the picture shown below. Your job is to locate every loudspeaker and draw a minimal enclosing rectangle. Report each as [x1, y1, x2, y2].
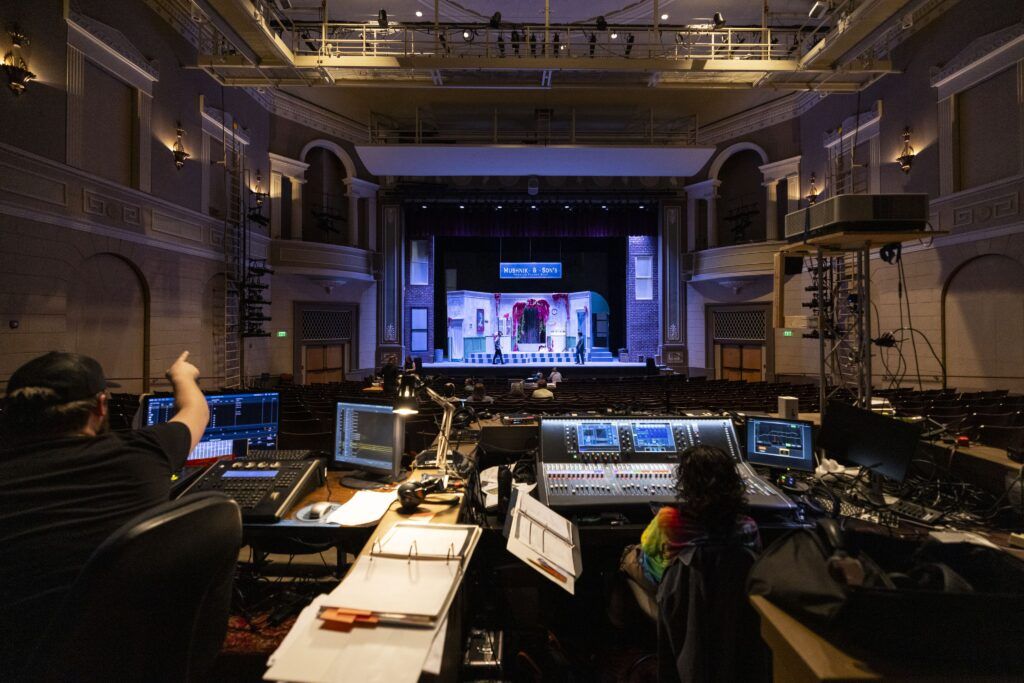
[784, 256, 804, 275]
[778, 396, 799, 420]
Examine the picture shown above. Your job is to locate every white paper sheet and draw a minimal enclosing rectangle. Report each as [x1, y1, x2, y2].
[322, 554, 460, 619]
[421, 616, 448, 676]
[378, 524, 473, 558]
[325, 490, 398, 526]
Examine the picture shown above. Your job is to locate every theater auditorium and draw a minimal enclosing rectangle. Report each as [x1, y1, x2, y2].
[2, 0, 1024, 681]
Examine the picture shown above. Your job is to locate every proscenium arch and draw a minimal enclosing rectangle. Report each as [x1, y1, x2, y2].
[940, 253, 1024, 389]
[707, 141, 770, 182]
[299, 139, 357, 179]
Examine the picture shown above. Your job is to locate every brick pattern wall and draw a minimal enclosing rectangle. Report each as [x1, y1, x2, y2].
[403, 236, 435, 362]
[626, 235, 661, 361]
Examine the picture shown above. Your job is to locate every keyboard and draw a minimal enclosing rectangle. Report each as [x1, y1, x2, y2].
[244, 449, 319, 461]
[887, 499, 943, 525]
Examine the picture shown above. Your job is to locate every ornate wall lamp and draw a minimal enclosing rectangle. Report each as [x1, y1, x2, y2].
[2, 28, 36, 95]
[896, 127, 915, 174]
[252, 169, 268, 207]
[171, 125, 189, 169]
[806, 173, 819, 205]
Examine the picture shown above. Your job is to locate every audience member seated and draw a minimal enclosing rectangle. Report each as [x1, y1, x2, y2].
[468, 383, 494, 404]
[531, 378, 555, 400]
[464, 377, 476, 395]
[618, 445, 760, 608]
[508, 381, 527, 399]
[549, 368, 563, 386]
[0, 351, 209, 677]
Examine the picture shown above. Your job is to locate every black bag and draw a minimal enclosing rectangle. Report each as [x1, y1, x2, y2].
[747, 520, 1024, 671]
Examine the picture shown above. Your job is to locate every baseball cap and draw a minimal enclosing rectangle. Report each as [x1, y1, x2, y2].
[6, 352, 121, 403]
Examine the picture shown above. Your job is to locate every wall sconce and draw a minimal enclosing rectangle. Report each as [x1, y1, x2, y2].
[2, 29, 36, 96]
[896, 127, 915, 174]
[252, 169, 268, 207]
[171, 125, 189, 169]
[806, 173, 818, 205]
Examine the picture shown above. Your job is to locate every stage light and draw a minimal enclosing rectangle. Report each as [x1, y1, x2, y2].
[712, 12, 726, 29]
[415, 10, 423, 17]
[462, 29, 473, 41]
[377, 9, 388, 28]
[459, 204, 465, 209]
[601, 205, 608, 210]
[638, 204, 645, 209]
[489, 12, 501, 29]
[596, 16, 608, 31]
[563, 204, 570, 209]
[171, 125, 189, 170]
[421, 204, 427, 209]
[661, 13, 669, 20]
[610, 32, 618, 39]
[496, 204, 503, 209]
[530, 204, 537, 209]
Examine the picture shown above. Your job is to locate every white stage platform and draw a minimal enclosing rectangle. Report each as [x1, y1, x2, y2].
[423, 361, 646, 369]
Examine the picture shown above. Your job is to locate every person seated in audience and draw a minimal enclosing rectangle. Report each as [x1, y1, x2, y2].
[468, 383, 494, 404]
[531, 378, 555, 400]
[549, 368, 563, 386]
[413, 356, 423, 374]
[0, 351, 208, 676]
[403, 356, 415, 371]
[464, 377, 476, 395]
[619, 445, 760, 603]
[508, 381, 527, 398]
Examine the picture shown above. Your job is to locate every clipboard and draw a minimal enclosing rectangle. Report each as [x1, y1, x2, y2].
[505, 489, 583, 594]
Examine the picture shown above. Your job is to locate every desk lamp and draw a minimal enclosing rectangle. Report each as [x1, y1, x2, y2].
[393, 373, 458, 472]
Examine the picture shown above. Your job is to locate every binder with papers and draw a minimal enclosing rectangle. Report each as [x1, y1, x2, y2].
[320, 522, 481, 627]
[505, 490, 583, 594]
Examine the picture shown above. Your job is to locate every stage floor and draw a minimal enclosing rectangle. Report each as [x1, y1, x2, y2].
[424, 361, 646, 369]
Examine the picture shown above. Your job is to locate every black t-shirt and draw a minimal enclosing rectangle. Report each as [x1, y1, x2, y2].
[0, 422, 191, 672]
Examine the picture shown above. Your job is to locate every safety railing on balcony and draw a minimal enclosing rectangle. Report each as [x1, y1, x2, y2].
[283, 23, 801, 62]
[368, 109, 698, 146]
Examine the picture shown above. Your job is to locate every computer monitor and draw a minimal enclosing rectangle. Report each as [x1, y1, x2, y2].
[745, 417, 815, 472]
[333, 401, 406, 488]
[820, 400, 923, 484]
[143, 392, 280, 466]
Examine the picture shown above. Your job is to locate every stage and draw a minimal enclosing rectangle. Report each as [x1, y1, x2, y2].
[422, 360, 654, 380]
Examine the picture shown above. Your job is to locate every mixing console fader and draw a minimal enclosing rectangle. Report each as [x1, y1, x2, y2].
[537, 417, 794, 514]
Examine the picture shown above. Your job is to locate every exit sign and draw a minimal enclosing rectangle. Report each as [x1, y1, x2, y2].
[276, 330, 288, 338]
[783, 330, 794, 337]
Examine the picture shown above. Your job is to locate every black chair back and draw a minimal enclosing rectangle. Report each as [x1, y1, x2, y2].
[26, 493, 242, 683]
[657, 543, 769, 683]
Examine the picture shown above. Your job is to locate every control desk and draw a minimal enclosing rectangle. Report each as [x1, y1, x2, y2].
[537, 417, 795, 515]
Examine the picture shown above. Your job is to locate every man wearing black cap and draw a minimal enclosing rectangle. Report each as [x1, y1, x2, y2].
[0, 350, 209, 676]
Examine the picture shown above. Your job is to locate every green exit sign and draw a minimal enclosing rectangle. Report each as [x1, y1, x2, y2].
[276, 330, 288, 338]
[783, 329, 794, 337]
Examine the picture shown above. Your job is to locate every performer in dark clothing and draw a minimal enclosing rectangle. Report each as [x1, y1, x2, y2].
[492, 331, 506, 365]
[575, 335, 586, 365]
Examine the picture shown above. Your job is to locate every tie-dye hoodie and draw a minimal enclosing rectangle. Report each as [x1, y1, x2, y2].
[639, 506, 761, 584]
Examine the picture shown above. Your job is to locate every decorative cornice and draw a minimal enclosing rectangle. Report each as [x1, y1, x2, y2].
[345, 177, 380, 197]
[932, 23, 1024, 86]
[760, 156, 801, 182]
[268, 152, 309, 179]
[200, 98, 251, 146]
[268, 91, 369, 144]
[697, 92, 820, 146]
[684, 179, 721, 199]
[67, 8, 159, 86]
[143, 0, 202, 50]
[823, 100, 882, 149]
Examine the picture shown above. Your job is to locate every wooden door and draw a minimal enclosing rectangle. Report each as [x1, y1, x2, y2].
[718, 343, 764, 382]
[304, 343, 346, 383]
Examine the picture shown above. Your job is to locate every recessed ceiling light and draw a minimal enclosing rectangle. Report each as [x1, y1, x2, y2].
[601, 205, 608, 210]
[639, 204, 645, 209]
[531, 204, 537, 209]
[564, 204, 570, 209]
[421, 204, 427, 209]
[661, 13, 669, 20]
[496, 205, 503, 209]
[415, 10, 423, 17]
[459, 204, 465, 209]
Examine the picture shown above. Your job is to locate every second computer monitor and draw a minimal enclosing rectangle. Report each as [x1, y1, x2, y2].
[334, 401, 404, 484]
[745, 417, 815, 472]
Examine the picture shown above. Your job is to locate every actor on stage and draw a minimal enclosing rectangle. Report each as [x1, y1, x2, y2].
[575, 335, 586, 365]
[492, 331, 506, 365]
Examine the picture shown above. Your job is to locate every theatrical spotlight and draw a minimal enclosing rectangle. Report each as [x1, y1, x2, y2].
[625, 33, 634, 56]
[489, 12, 501, 29]
[377, 9, 388, 28]
[712, 12, 726, 29]
[595, 16, 608, 31]
[462, 29, 474, 42]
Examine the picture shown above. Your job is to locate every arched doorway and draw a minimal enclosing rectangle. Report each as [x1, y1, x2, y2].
[68, 253, 149, 392]
[943, 254, 1024, 391]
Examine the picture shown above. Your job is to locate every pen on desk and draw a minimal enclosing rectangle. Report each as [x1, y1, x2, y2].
[529, 557, 567, 583]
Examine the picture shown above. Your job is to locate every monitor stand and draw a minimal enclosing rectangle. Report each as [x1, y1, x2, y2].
[340, 469, 409, 490]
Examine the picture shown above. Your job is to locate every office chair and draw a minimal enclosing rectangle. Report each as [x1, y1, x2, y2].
[24, 493, 242, 683]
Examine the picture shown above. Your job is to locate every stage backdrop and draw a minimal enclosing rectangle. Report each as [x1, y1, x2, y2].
[435, 236, 626, 356]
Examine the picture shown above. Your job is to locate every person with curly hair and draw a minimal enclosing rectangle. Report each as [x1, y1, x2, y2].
[619, 445, 760, 600]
